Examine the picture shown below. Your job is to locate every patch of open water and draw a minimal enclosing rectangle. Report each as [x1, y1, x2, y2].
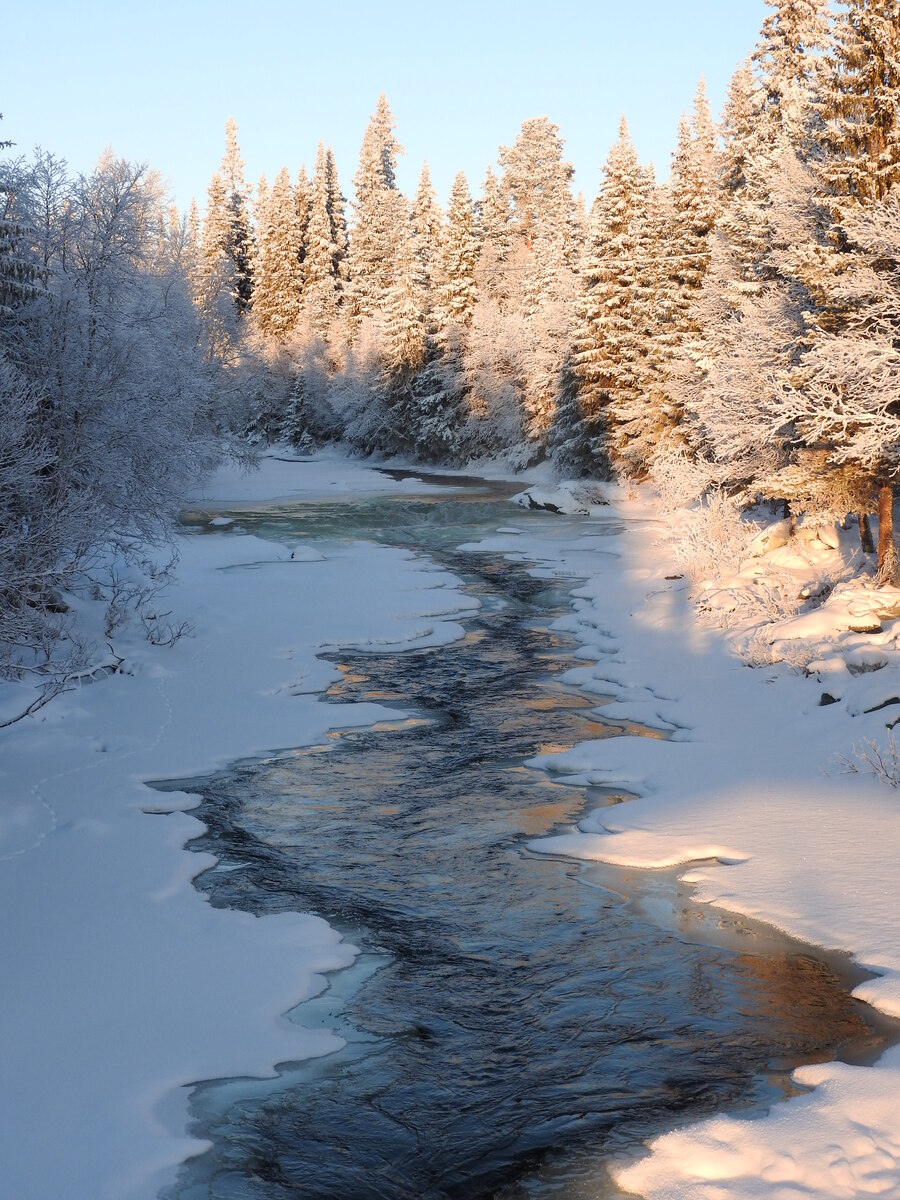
[161, 479, 893, 1199]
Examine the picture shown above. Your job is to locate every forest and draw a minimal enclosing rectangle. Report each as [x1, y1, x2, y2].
[2, 0, 900, 681]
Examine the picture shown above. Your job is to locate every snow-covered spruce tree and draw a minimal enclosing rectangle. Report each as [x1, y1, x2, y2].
[252, 165, 304, 340]
[301, 143, 346, 335]
[664, 3, 830, 511]
[433, 171, 479, 337]
[376, 223, 429, 453]
[0, 117, 38, 312]
[786, 3, 900, 576]
[463, 116, 578, 459]
[754, 0, 832, 146]
[773, 189, 900, 579]
[294, 164, 312, 271]
[563, 117, 654, 477]
[410, 162, 443, 313]
[636, 90, 719, 476]
[823, 0, 900, 205]
[323, 147, 348, 283]
[346, 93, 406, 323]
[200, 118, 254, 328]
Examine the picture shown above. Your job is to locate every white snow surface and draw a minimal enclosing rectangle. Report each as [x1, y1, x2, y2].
[463, 484, 900, 1200]
[5, 458, 900, 1200]
[0, 455, 476, 1200]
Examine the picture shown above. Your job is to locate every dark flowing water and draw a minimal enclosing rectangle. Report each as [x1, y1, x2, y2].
[161, 477, 890, 1200]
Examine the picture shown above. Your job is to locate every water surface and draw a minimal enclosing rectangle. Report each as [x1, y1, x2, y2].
[162, 479, 888, 1199]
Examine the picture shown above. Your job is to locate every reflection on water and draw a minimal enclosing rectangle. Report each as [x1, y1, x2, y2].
[160, 486, 890, 1200]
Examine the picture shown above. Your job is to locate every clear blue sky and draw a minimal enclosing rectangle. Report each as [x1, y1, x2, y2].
[3, 0, 768, 210]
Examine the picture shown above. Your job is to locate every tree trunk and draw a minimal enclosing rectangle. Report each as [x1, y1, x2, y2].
[783, 498, 796, 537]
[859, 512, 875, 554]
[877, 486, 897, 584]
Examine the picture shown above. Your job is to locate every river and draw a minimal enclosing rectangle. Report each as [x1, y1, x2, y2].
[159, 472, 889, 1199]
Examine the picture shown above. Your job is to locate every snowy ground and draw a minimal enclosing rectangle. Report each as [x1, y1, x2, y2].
[4, 453, 900, 1200]
[502, 483, 900, 1199]
[0, 453, 478, 1200]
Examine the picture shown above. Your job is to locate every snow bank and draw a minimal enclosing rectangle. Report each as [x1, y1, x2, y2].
[0, 454, 477, 1200]
[461, 496, 900, 1200]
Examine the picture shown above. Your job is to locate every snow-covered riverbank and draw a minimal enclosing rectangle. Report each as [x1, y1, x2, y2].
[498, 484, 900, 1198]
[3, 452, 899, 1199]
[0, 453, 478, 1200]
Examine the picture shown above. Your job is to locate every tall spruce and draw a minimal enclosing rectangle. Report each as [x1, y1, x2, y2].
[302, 143, 345, 332]
[567, 117, 654, 476]
[433, 171, 479, 337]
[253, 166, 304, 339]
[347, 94, 406, 321]
[201, 118, 254, 316]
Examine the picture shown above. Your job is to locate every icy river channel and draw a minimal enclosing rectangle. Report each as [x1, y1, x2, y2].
[159, 472, 892, 1200]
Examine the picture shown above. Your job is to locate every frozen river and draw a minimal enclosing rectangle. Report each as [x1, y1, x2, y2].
[160, 474, 886, 1199]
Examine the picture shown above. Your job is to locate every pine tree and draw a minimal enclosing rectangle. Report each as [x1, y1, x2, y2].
[200, 119, 255, 316]
[823, 1, 900, 203]
[0, 117, 37, 312]
[347, 93, 407, 320]
[753, 0, 832, 142]
[411, 162, 443, 305]
[294, 164, 312, 272]
[433, 171, 479, 336]
[302, 143, 344, 332]
[567, 117, 654, 476]
[253, 165, 304, 339]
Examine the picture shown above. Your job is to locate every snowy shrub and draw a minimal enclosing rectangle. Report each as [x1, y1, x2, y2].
[672, 490, 759, 587]
[650, 446, 717, 513]
[841, 734, 900, 789]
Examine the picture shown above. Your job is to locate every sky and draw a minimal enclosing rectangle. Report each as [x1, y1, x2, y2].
[3, 0, 768, 211]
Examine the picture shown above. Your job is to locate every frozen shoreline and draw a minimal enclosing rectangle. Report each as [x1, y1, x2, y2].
[497, 484, 900, 1198]
[0, 452, 479, 1200]
[3, 451, 899, 1199]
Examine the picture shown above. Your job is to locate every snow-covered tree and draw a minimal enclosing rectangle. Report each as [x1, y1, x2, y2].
[347, 94, 406, 320]
[253, 165, 304, 339]
[410, 162, 443, 307]
[301, 144, 348, 335]
[201, 118, 254, 319]
[566, 117, 655, 476]
[1, 150, 225, 672]
[823, 0, 900, 203]
[433, 171, 479, 336]
[753, 0, 832, 143]
[0, 117, 37, 312]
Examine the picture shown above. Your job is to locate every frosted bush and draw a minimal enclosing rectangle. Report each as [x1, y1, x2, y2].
[841, 735, 900, 789]
[672, 490, 759, 587]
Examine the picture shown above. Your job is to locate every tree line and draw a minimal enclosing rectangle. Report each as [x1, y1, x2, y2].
[2, 0, 900, 684]
[189, 2, 900, 573]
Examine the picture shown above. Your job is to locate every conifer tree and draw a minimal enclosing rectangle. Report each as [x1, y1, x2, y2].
[323, 147, 348, 282]
[253, 166, 304, 339]
[433, 171, 479, 336]
[347, 93, 406, 320]
[0, 117, 37, 312]
[753, 0, 832, 143]
[382, 227, 427, 379]
[478, 165, 510, 254]
[498, 117, 576, 261]
[411, 162, 443, 305]
[201, 119, 254, 316]
[566, 118, 654, 476]
[294, 164, 312, 272]
[823, 1, 900, 203]
[302, 143, 344, 332]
